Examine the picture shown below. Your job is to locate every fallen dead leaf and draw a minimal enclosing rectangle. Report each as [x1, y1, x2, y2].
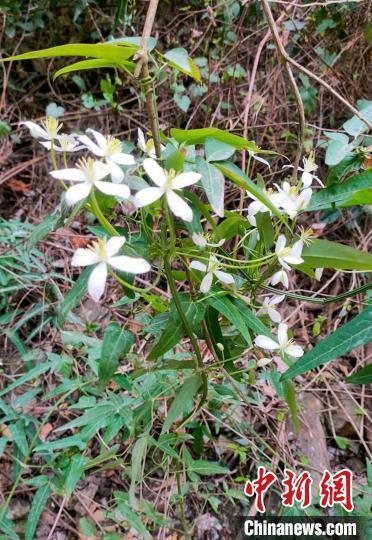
[39, 423, 54, 442]
[7, 178, 31, 193]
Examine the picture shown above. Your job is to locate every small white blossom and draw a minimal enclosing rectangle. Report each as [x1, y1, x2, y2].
[137, 128, 165, 158]
[284, 153, 323, 188]
[270, 269, 289, 289]
[315, 268, 323, 281]
[254, 323, 304, 359]
[50, 157, 130, 205]
[190, 255, 234, 293]
[21, 117, 63, 141]
[134, 158, 201, 222]
[41, 134, 84, 153]
[275, 235, 304, 270]
[258, 295, 285, 323]
[71, 236, 150, 302]
[247, 189, 281, 227]
[274, 181, 312, 219]
[78, 129, 135, 183]
[192, 233, 225, 248]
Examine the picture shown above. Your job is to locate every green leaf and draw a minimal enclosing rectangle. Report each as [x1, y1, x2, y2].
[63, 455, 87, 498]
[231, 297, 274, 338]
[215, 215, 250, 241]
[206, 296, 251, 344]
[188, 460, 230, 475]
[58, 266, 94, 324]
[325, 132, 354, 166]
[282, 380, 299, 432]
[99, 323, 134, 387]
[54, 59, 134, 80]
[111, 35, 157, 51]
[301, 239, 372, 270]
[255, 211, 274, 250]
[0, 363, 52, 398]
[129, 435, 148, 510]
[113, 502, 151, 540]
[28, 213, 61, 248]
[346, 364, 372, 384]
[343, 101, 372, 137]
[196, 157, 225, 217]
[307, 170, 372, 211]
[215, 161, 286, 225]
[34, 435, 86, 452]
[4, 43, 138, 63]
[205, 137, 235, 162]
[161, 374, 202, 433]
[148, 295, 205, 360]
[164, 47, 201, 81]
[24, 485, 51, 540]
[171, 127, 260, 152]
[282, 307, 372, 380]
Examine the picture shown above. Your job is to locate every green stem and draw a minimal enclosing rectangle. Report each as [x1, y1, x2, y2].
[90, 190, 118, 237]
[176, 468, 190, 539]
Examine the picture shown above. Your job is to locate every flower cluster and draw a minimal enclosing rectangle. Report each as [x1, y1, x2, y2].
[22, 116, 318, 362]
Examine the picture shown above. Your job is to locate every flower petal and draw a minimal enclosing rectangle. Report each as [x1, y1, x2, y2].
[268, 307, 281, 323]
[254, 335, 280, 350]
[21, 121, 49, 139]
[88, 262, 107, 302]
[301, 171, 313, 189]
[269, 294, 285, 306]
[190, 260, 207, 272]
[166, 190, 193, 222]
[214, 270, 235, 285]
[137, 128, 146, 151]
[143, 158, 167, 187]
[134, 187, 164, 207]
[106, 236, 126, 258]
[50, 168, 86, 182]
[109, 255, 151, 274]
[281, 254, 304, 266]
[277, 323, 288, 347]
[71, 248, 100, 266]
[92, 161, 111, 181]
[200, 272, 213, 293]
[95, 180, 130, 199]
[285, 344, 304, 358]
[275, 234, 287, 254]
[65, 182, 92, 205]
[111, 152, 136, 166]
[86, 128, 107, 151]
[106, 159, 124, 183]
[172, 171, 201, 189]
[78, 134, 104, 156]
[253, 154, 270, 168]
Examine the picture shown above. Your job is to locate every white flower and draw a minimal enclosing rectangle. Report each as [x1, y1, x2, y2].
[137, 128, 165, 158]
[315, 268, 323, 281]
[254, 323, 304, 359]
[41, 134, 84, 153]
[274, 182, 312, 219]
[134, 158, 201, 222]
[275, 235, 304, 270]
[71, 236, 151, 302]
[247, 189, 281, 227]
[258, 295, 285, 323]
[78, 129, 135, 183]
[21, 117, 63, 141]
[270, 269, 289, 289]
[50, 157, 130, 205]
[284, 153, 323, 188]
[192, 233, 225, 248]
[190, 255, 234, 293]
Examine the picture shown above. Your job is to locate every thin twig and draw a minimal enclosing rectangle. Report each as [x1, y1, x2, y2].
[134, 0, 160, 79]
[262, 0, 372, 131]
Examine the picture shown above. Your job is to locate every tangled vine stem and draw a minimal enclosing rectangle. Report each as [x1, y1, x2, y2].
[261, 0, 305, 181]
